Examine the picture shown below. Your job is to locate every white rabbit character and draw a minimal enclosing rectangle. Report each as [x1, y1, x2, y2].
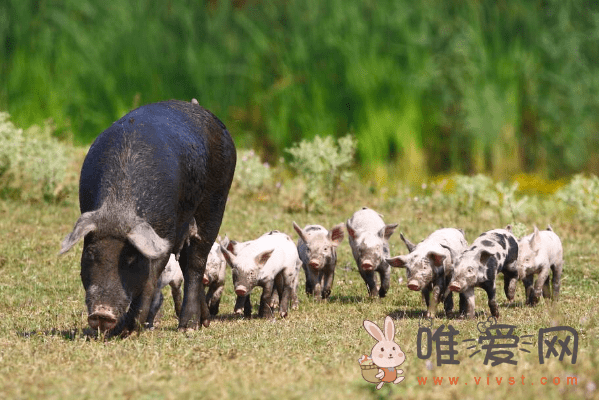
[363, 316, 406, 390]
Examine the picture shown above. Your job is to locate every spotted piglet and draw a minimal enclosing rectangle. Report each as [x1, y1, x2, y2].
[516, 225, 563, 306]
[445, 228, 519, 319]
[386, 228, 468, 318]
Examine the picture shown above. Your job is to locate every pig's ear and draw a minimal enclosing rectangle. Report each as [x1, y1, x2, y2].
[127, 221, 171, 260]
[60, 211, 98, 255]
[400, 232, 416, 252]
[386, 255, 408, 268]
[505, 224, 513, 233]
[292, 222, 306, 242]
[328, 223, 345, 246]
[219, 235, 230, 250]
[255, 249, 274, 267]
[363, 320, 384, 341]
[479, 250, 492, 266]
[220, 244, 237, 267]
[440, 244, 458, 263]
[346, 220, 357, 240]
[427, 251, 446, 267]
[530, 226, 542, 250]
[379, 223, 398, 240]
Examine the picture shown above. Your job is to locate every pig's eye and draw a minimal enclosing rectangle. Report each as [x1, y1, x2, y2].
[380, 347, 384, 352]
[467, 267, 474, 273]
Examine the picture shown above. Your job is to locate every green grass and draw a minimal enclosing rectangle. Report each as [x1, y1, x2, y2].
[1, 178, 598, 400]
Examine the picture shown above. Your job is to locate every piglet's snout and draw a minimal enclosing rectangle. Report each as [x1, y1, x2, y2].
[235, 286, 248, 296]
[407, 280, 421, 291]
[448, 283, 461, 292]
[309, 260, 321, 269]
[88, 305, 117, 331]
[202, 275, 209, 285]
[361, 261, 374, 271]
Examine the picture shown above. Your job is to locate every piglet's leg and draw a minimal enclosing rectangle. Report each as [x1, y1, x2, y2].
[463, 288, 476, 319]
[258, 281, 275, 318]
[482, 281, 499, 318]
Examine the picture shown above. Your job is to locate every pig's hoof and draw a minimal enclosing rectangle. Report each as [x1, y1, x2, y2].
[202, 319, 210, 328]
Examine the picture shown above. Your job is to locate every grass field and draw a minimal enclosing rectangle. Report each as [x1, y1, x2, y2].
[0, 179, 598, 400]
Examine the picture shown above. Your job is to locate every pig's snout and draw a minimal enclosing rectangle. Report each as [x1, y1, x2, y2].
[309, 260, 321, 269]
[407, 280, 421, 291]
[88, 306, 117, 331]
[235, 285, 248, 296]
[448, 282, 461, 292]
[202, 275, 209, 285]
[361, 261, 374, 271]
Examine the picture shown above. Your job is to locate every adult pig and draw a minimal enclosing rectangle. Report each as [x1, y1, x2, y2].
[146, 253, 183, 329]
[60, 99, 236, 335]
[346, 207, 398, 297]
[446, 228, 519, 319]
[386, 228, 467, 317]
[220, 231, 301, 318]
[516, 225, 563, 306]
[292, 222, 344, 299]
[203, 240, 227, 316]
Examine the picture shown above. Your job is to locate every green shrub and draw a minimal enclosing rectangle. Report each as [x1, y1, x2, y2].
[286, 134, 356, 212]
[232, 149, 274, 196]
[0, 112, 75, 202]
[554, 174, 599, 224]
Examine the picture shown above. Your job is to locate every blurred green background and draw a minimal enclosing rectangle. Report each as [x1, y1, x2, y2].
[2, 0, 599, 179]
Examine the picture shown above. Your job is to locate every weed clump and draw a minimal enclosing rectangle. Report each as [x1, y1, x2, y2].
[286, 134, 357, 212]
[0, 112, 76, 202]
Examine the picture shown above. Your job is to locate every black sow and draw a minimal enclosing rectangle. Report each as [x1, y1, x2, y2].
[60, 100, 236, 336]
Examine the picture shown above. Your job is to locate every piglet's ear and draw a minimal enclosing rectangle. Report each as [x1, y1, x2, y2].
[379, 223, 398, 240]
[427, 251, 446, 267]
[292, 222, 306, 242]
[386, 255, 408, 268]
[329, 223, 345, 246]
[346, 220, 357, 240]
[60, 211, 98, 255]
[127, 221, 170, 260]
[479, 250, 492, 266]
[400, 232, 416, 252]
[220, 244, 237, 267]
[255, 249, 274, 267]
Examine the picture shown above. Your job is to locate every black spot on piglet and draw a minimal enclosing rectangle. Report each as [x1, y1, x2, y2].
[481, 240, 494, 247]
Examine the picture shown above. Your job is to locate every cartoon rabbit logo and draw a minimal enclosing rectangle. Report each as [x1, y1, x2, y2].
[359, 316, 406, 390]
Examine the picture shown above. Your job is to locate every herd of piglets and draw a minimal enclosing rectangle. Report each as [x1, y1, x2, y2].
[155, 206, 564, 322]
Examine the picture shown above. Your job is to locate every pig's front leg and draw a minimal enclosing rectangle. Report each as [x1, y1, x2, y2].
[503, 271, 518, 303]
[522, 275, 534, 305]
[482, 280, 499, 318]
[259, 281, 275, 318]
[359, 269, 378, 297]
[321, 269, 334, 300]
[378, 266, 390, 298]
[462, 288, 476, 319]
[532, 267, 550, 305]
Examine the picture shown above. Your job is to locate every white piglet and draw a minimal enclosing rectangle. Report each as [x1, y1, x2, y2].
[220, 231, 301, 318]
[516, 225, 563, 305]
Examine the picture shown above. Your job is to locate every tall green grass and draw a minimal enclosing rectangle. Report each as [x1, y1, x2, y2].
[2, 0, 599, 177]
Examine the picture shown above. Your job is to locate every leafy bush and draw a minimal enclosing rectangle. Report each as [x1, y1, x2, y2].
[286, 134, 356, 212]
[0, 112, 75, 202]
[554, 174, 599, 224]
[232, 149, 274, 196]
